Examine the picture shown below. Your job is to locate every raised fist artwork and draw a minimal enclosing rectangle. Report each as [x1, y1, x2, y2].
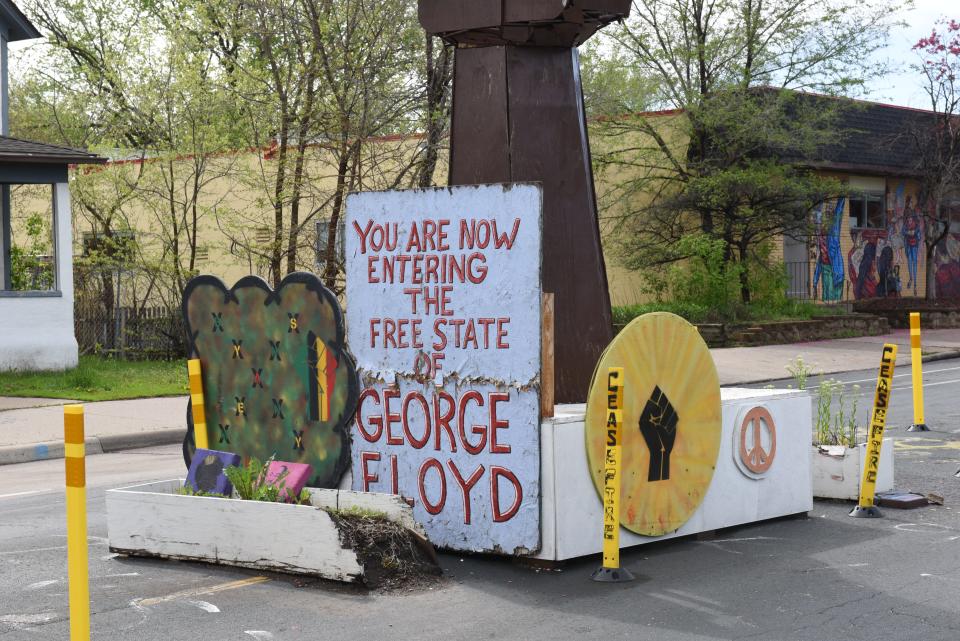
[638, 386, 679, 482]
[586, 313, 721, 536]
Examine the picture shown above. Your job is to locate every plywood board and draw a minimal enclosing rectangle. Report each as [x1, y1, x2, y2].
[345, 185, 543, 554]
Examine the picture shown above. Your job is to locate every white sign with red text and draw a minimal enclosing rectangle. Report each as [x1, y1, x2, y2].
[345, 184, 542, 554]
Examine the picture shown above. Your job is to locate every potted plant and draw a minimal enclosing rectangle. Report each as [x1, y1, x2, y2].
[786, 357, 895, 500]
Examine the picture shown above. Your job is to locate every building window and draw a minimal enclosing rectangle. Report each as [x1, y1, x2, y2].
[3, 184, 57, 292]
[316, 219, 345, 265]
[849, 191, 885, 229]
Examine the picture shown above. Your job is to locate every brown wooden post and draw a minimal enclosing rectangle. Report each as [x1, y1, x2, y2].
[419, 0, 631, 403]
[541, 292, 555, 419]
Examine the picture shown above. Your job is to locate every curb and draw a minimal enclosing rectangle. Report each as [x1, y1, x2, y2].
[0, 427, 185, 467]
[721, 350, 960, 388]
[920, 350, 960, 364]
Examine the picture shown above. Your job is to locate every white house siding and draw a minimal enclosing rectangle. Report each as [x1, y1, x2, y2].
[0, 182, 78, 371]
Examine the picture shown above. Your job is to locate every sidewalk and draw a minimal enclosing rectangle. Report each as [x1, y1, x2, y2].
[713, 327, 960, 385]
[1, 328, 959, 466]
[0, 396, 187, 465]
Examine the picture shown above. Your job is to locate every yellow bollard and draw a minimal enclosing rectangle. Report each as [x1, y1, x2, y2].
[591, 367, 634, 582]
[188, 359, 210, 450]
[64, 405, 90, 641]
[907, 313, 929, 432]
[850, 344, 897, 518]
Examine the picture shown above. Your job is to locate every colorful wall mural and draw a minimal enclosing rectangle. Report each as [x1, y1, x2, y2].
[934, 233, 960, 299]
[847, 182, 923, 300]
[806, 179, 960, 301]
[813, 198, 845, 302]
[809, 178, 960, 301]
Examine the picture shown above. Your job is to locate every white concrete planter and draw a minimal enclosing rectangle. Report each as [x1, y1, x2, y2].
[537, 388, 814, 561]
[106, 480, 426, 584]
[811, 440, 895, 501]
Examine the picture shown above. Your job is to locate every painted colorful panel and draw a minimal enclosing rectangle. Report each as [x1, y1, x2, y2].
[182, 273, 359, 488]
[187, 449, 242, 495]
[584, 312, 722, 537]
[264, 461, 313, 502]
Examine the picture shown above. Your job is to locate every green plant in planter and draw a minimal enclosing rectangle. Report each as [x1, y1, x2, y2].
[785, 356, 818, 390]
[222, 456, 314, 505]
[175, 486, 227, 498]
[834, 384, 861, 447]
[814, 378, 862, 447]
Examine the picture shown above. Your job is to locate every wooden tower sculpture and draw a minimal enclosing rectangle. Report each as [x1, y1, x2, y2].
[419, 0, 632, 403]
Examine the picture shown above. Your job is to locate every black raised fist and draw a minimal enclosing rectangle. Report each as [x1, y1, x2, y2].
[638, 386, 679, 481]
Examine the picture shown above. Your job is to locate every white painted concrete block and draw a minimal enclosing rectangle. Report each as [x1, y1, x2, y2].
[812, 440, 895, 501]
[537, 388, 814, 561]
[106, 480, 424, 583]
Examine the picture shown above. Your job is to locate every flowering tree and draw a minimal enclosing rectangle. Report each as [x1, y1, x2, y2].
[912, 19, 960, 299]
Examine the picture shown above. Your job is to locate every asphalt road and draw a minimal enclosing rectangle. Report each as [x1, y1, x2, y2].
[0, 362, 958, 640]
[747, 356, 960, 507]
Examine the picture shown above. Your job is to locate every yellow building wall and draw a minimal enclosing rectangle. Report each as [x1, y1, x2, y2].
[48, 121, 956, 308]
[591, 113, 689, 307]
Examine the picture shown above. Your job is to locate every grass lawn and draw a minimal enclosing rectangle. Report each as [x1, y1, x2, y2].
[0, 356, 189, 402]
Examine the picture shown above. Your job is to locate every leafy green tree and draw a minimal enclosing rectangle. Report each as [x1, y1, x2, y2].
[589, 0, 899, 302]
[157, 0, 427, 291]
[16, 0, 244, 309]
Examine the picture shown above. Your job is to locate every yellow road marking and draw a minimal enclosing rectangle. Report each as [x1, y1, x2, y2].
[894, 439, 960, 451]
[134, 576, 270, 607]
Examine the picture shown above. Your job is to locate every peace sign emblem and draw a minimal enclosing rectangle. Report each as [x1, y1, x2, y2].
[737, 406, 776, 476]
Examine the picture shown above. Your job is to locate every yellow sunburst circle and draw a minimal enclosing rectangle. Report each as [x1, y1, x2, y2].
[585, 312, 722, 536]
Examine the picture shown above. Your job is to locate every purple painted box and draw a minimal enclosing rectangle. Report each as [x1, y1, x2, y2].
[265, 461, 313, 502]
[187, 449, 241, 495]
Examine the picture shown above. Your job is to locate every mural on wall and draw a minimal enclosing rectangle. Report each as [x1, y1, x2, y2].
[182, 273, 360, 488]
[934, 233, 960, 298]
[903, 195, 923, 294]
[813, 198, 846, 301]
[847, 182, 922, 300]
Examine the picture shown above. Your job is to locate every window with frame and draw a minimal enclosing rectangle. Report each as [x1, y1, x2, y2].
[3, 184, 58, 292]
[848, 191, 885, 229]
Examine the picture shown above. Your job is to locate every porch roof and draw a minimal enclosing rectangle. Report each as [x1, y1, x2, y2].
[0, 0, 41, 41]
[0, 136, 106, 165]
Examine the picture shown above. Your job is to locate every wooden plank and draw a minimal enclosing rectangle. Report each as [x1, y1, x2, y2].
[106, 481, 429, 582]
[503, 0, 566, 22]
[506, 47, 613, 402]
[449, 47, 512, 186]
[305, 488, 425, 536]
[541, 293, 555, 418]
[419, 0, 501, 34]
[335, 491, 425, 536]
